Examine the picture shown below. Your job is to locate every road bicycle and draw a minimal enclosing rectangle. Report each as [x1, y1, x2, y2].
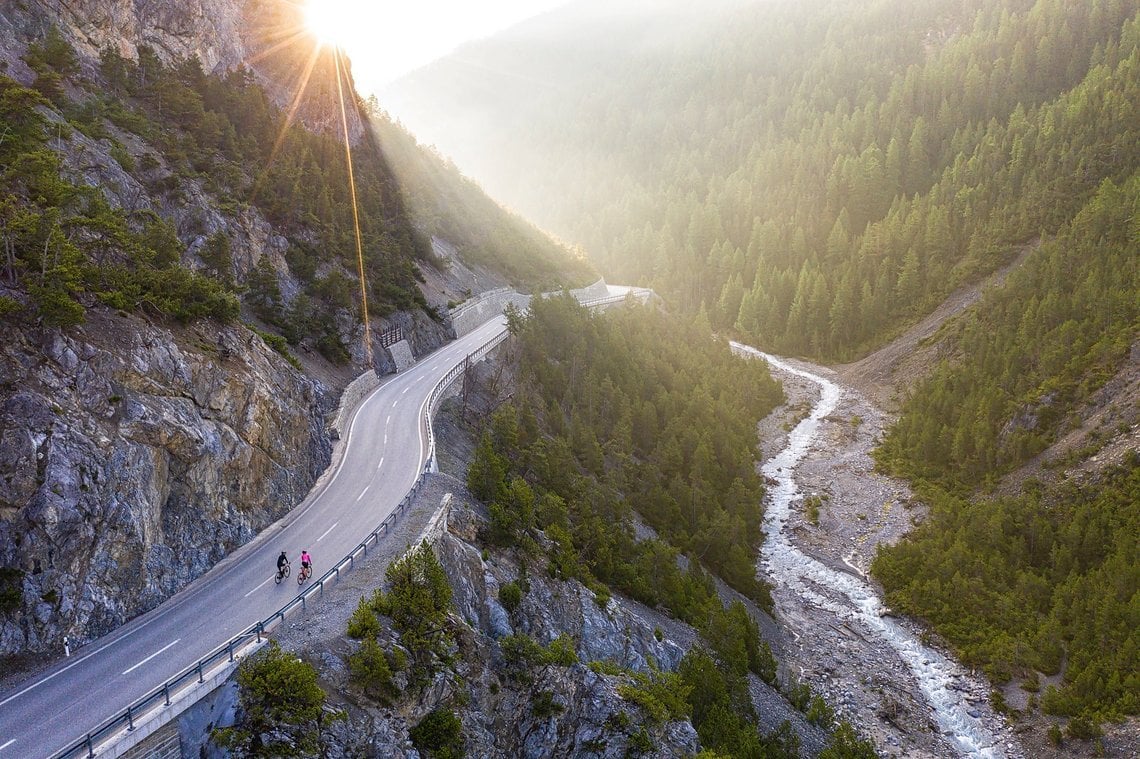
[297, 563, 312, 585]
[274, 563, 290, 584]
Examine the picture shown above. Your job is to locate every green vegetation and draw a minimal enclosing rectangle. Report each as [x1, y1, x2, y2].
[409, 707, 465, 759]
[213, 641, 342, 757]
[466, 298, 877, 753]
[616, 665, 692, 725]
[470, 295, 783, 611]
[869, 170, 1140, 725]
[877, 174, 1140, 487]
[0, 568, 23, 613]
[344, 543, 454, 691]
[394, 0, 1140, 362]
[347, 637, 401, 706]
[0, 72, 237, 327]
[873, 458, 1140, 722]
[497, 580, 523, 612]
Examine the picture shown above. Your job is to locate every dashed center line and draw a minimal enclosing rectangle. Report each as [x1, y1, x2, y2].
[1, 739, 16, 751]
[122, 639, 180, 675]
[402, 386, 410, 395]
[243, 575, 273, 598]
[377, 456, 385, 470]
[316, 522, 338, 542]
[356, 485, 371, 501]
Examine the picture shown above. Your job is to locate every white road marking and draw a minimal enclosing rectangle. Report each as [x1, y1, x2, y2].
[384, 433, 388, 444]
[316, 522, 338, 542]
[356, 485, 371, 501]
[1, 739, 16, 751]
[391, 400, 398, 408]
[376, 457, 384, 470]
[122, 639, 180, 675]
[402, 386, 410, 394]
[243, 576, 274, 598]
[386, 415, 391, 426]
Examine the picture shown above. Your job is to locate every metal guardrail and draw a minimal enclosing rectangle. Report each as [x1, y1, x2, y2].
[52, 288, 652, 759]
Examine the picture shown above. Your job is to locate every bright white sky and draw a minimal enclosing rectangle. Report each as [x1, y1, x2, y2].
[303, 0, 568, 92]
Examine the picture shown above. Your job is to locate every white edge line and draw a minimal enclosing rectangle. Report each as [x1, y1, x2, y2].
[243, 575, 274, 598]
[316, 522, 338, 543]
[1, 739, 16, 750]
[122, 638, 180, 676]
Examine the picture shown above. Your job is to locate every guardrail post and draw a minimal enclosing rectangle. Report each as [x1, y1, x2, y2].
[85, 735, 94, 758]
[197, 662, 205, 684]
[256, 622, 263, 643]
[126, 705, 134, 731]
[164, 683, 171, 706]
[228, 642, 235, 663]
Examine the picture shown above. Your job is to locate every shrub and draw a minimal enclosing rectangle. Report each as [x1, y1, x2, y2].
[531, 690, 564, 718]
[0, 568, 23, 613]
[1066, 715, 1102, 741]
[346, 596, 380, 639]
[616, 667, 691, 725]
[409, 708, 464, 759]
[213, 641, 340, 757]
[348, 638, 400, 705]
[498, 580, 522, 613]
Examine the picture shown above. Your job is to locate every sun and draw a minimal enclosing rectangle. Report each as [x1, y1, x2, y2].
[302, 0, 357, 47]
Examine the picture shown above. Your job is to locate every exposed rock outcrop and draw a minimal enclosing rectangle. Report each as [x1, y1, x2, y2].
[0, 309, 331, 654]
[14, 0, 366, 139]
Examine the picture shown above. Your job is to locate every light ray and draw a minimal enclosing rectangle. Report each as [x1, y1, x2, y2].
[333, 46, 374, 368]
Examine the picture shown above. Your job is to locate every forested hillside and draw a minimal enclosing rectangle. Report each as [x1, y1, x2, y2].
[387, 0, 1140, 738]
[466, 297, 882, 756]
[387, 0, 1139, 360]
[870, 171, 1139, 725]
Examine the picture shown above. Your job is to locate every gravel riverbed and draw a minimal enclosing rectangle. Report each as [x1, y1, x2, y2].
[753, 356, 1027, 759]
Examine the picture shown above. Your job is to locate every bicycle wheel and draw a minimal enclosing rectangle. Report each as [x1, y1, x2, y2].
[297, 567, 308, 585]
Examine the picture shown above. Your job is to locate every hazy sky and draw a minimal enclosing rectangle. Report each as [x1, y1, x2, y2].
[305, 0, 568, 92]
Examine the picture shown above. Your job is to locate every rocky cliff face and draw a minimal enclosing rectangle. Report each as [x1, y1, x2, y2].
[11, 0, 365, 139]
[0, 309, 331, 654]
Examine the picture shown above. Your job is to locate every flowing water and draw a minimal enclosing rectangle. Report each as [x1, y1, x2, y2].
[733, 343, 1013, 758]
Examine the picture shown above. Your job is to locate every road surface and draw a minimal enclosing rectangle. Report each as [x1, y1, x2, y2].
[0, 315, 509, 758]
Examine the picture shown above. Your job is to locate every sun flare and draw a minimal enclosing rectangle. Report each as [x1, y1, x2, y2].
[302, 0, 357, 46]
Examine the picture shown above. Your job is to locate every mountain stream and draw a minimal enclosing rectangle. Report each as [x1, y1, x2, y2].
[734, 343, 1019, 758]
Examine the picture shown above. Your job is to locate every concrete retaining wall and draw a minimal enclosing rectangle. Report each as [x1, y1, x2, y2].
[326, 369, 380, 440]
[389, 340, 415, 372]
[449, 289, 528, 337]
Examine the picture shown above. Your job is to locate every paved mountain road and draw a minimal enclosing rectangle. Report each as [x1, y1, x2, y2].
[0, 315, 509, 758]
